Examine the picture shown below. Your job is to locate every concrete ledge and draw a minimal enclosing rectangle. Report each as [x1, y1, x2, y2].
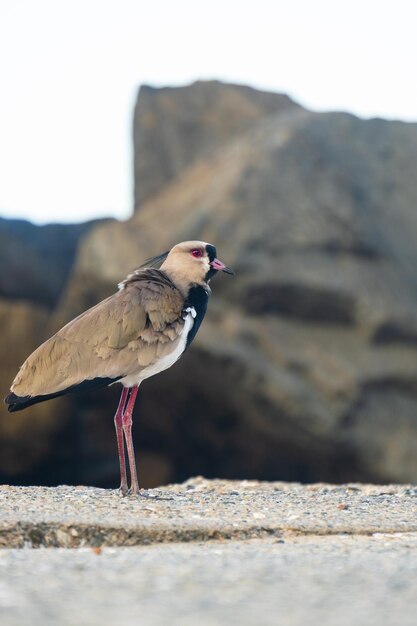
[1, 477, 416, 548]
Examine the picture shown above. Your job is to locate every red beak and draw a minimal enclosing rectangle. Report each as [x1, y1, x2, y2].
[210, 258, 234, 275]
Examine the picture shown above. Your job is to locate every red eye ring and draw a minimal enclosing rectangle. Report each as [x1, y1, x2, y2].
[191, 248, 203, 258]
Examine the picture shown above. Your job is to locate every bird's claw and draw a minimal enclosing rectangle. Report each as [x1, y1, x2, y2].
[117, 485, 173, 500]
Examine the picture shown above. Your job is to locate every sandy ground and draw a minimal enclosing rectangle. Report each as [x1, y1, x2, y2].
[0, 478, 416, 625]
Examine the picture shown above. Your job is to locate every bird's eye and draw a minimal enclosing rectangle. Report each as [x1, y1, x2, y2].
[191, 249, 203, 258]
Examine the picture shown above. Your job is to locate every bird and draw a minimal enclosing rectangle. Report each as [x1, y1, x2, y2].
[5, 241, 234, 496]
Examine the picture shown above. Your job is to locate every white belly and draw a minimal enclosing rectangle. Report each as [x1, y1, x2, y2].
[120, 313, 194, 388]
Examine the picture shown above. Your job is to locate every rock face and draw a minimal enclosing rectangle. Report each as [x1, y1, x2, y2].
[0, 217, 107, 307]
[133, 80, 301, 209]
[2, 80, 417, 488]
[0, 218, 109, 481]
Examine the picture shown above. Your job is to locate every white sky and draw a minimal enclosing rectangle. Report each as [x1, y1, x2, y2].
[0, 0, 416, 224]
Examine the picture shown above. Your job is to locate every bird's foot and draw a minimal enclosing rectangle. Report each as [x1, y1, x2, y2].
[123, 486, 174, 501]
[118, 483, 129, 497]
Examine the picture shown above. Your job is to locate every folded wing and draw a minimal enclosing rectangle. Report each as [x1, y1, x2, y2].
[6, 269, 185, 410]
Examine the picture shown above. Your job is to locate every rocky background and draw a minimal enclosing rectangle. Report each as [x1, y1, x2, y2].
[1, 80, 417, 488]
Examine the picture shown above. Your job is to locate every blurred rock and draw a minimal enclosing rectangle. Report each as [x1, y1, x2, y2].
[133, 80, 301, 209]
[0, 217, 110, 480]
[0, 299, 56, 476]
[0, 217, 108, 307]
[2, 80, 417, 487]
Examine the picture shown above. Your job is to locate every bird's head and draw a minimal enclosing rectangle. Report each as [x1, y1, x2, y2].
[154, 241, 234, 292]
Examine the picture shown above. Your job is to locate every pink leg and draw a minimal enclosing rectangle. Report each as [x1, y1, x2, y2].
[122, 385, 140, 495]
[114, 386, 129, 495]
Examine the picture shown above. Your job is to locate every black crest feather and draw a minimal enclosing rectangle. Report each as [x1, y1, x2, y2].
[140, 251, 169, 269]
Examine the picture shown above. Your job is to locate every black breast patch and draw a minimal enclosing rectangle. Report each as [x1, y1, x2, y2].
[184, 285, 209, 348]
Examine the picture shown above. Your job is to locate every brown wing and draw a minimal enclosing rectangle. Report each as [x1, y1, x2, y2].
[10, 269, 185, 398]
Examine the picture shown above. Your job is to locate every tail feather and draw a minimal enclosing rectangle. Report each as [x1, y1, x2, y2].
[4, 376, 122, 413]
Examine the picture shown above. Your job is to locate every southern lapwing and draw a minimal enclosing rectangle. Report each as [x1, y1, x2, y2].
[5, 241, 233, 495]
